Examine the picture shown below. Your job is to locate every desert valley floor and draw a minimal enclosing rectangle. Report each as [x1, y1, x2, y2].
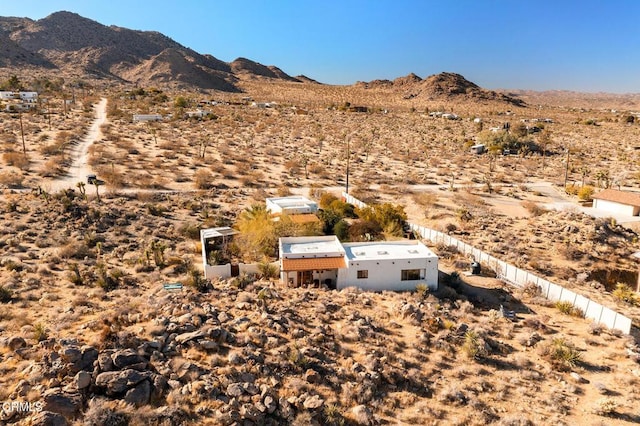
[2, 77, 640, 425]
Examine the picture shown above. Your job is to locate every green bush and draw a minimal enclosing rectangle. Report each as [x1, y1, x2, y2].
[555, 301, 584, 317]
[542, 338, 582, 370]
[578, 185, 595, 201]
[612, 283, 637, 305]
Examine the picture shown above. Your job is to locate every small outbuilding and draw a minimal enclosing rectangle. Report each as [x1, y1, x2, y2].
[592, 189, 640, 216]
[266, 196, 318, 216]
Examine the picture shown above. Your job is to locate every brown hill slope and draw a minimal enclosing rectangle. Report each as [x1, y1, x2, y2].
[0, 11, 294, 91]
[357, 72, 526, 106]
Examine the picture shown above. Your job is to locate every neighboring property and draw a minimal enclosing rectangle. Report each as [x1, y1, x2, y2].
[592, 189, 640, 216]
[133, 114, 163, 122]
[470, 144, 485, 154]
[266, 196, 318, 216]
[279, 236, 439, 291]
[1, 91, 38, 111]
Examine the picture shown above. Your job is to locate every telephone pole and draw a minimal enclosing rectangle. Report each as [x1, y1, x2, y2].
[345, 134, 350, 194]
[563, 148, 570, 191]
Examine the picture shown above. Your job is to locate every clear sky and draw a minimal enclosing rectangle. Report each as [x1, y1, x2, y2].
[3, 0, 639, 93]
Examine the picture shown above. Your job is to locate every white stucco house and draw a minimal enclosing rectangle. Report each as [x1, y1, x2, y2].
[592, 189, 640, 216]
[279, 236, 438, 291]
[266, 196, 318, 216]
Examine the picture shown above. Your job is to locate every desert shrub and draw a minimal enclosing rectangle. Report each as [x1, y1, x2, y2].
[319, 192, 339, 209]
[578, 185, 595, 201]
[59, 241, 94, 260]
[540, 338, 581, 370]
[186, 269, 209, 292]
[0, 285, 12, 303]
[193, 169, 214, 189]
[67, 263, 84, 286]
[415, 283, 429, 299]
[257, 261, 279, 279]
[33, 322, 48, 341]
[612, 282, 638, 305]
[521, 200, 548, 216]
[565, 184, 579, 196]
[462, 330, 488, 360]
[592, 398, 618, 416]
[179, 223, 201, 240]
[83, 398, 130, 426]
[554, 301, 584, 317]
[0, 169, 24, 187]
[3, 151, 29, 169]
[145, 203, 166, 217]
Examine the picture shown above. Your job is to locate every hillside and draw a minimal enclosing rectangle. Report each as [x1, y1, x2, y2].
[357, 72, 526, 106]
[0, 11, 297, 91]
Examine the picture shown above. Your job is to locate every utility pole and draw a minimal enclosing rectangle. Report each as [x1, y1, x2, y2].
[18, 110, 25, 154]
[345, 134, 350, 194]
[563, 148, 570, 192]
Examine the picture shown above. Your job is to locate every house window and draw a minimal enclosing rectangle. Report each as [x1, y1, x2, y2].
[401, 269, 425, 281]
[357, 270, 368, 279]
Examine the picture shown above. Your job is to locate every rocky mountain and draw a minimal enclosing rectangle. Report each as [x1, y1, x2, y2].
[0, 11, 298, 91]
[358, 72, 526, 106]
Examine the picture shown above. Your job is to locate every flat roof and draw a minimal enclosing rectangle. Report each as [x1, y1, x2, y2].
[266, 195, 317, 208]
[343, 241, 437, 261]
[280, 236, 344, 257]
[201, 227, 237, 239]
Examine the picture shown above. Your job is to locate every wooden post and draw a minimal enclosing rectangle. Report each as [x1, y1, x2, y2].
[18, 110, 25, 154]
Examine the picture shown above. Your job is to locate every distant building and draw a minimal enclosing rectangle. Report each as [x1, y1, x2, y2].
[592, 189, 640, 216]
[133, 114, 163, 122]
[470, 144, 486, 154]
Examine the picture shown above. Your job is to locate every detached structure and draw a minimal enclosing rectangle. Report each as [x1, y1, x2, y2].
[266, 195, 320, 225]
[592, 189, 640, 216]
[266, 196, 318, 215]
[200, 227, 238, 278]
[279, 236, 438, 291]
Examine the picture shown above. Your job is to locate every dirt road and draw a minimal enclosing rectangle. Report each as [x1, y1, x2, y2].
[47, 97, 107, 192]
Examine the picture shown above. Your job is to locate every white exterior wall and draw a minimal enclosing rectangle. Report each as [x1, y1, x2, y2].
[593, 199, 638, 216]
[0, 91, 14, 100]
[338, 256, 438, 291]
[20, 92, 38, 102]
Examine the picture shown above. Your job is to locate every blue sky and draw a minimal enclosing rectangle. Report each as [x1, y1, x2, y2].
[3, 0, 640, 93]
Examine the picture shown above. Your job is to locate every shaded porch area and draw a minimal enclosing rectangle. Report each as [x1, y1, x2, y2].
[281, 257, 346, 289]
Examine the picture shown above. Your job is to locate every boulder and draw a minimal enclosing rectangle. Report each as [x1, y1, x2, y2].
[95, 369, 149, 395]
[352, 404, 375, 425]
[227, 383, 244, 397]
[74, 371, 92, 390]
[42, 391, 82, 419]
[111, 349, 147, 370]
[124, 380, 151, 406]
[96, 352, 114, 372]
[303, 394, 324, 410]
[175, 329, 206, 345]
[30, 411, 68, 426]
[8, 336, 27, 351]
